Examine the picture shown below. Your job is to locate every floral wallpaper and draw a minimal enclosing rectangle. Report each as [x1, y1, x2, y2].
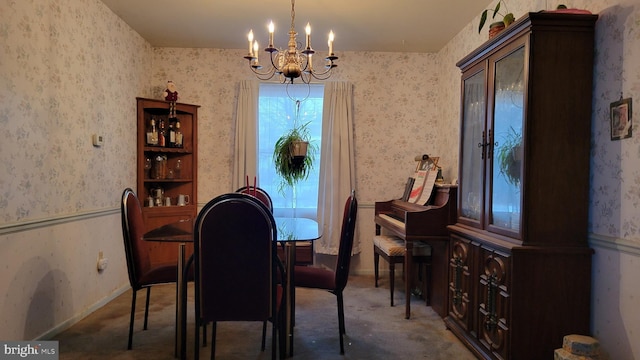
[151, 49, 445, 206]
[0, 0, 150, 340]
[0, 0, 151, 224]
[0, 0, 639, 357]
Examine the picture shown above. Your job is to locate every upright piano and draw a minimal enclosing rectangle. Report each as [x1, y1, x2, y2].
[374, 184, 457, 319]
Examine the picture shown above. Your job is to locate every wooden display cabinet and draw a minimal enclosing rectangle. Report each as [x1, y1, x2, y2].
[136, 97, 198, 264]
[446, 13, 597, 360]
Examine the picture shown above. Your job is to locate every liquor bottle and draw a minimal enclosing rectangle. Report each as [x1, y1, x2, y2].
[158, 119, 166, 147]
[167, 122, 176, 148]
[146, 118, 158, 146]
[175, 121, 183, 148]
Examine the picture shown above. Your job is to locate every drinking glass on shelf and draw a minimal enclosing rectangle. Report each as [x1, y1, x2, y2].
[153, 155, 166, 179]
[175, 159, 182, 179]
[144, 157, 152, 179]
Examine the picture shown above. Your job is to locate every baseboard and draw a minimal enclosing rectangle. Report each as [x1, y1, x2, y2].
[35, 284, 130, 340]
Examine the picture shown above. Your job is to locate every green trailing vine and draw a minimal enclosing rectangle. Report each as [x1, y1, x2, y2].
[273, 100, 317, 192]
[497, 126, 522, 186]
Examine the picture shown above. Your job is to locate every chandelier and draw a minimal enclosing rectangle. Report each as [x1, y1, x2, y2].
[243, 0, 338, 84]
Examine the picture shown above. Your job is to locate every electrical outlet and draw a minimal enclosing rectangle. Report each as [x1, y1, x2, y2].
[97, 258, 109, 271]
[97, 251, 108, 272]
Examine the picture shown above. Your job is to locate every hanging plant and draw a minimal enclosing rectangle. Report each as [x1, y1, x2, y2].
[273, 100, 316, 191]
[497, 126, 522, 186]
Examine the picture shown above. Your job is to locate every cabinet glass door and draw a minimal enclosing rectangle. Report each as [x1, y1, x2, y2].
[460, 69, 486, 223]
[489, 47, 524, 232]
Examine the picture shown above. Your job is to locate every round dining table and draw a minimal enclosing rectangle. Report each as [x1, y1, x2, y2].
[143, 215, 321, 359]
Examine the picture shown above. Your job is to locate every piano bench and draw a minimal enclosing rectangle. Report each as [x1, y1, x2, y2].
[373, 235, 432, 307]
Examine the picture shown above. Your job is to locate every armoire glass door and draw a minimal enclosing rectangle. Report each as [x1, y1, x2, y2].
[460, 68, 486, 224]
[489, 46, 525, 233]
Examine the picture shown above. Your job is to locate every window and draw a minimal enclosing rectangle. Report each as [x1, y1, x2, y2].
[258, 83, 324, 219]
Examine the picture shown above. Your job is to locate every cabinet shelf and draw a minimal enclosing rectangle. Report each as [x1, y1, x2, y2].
[143, 179, 193, 183]
[142, 204, 196, 211]
[143, 147, 193, 154]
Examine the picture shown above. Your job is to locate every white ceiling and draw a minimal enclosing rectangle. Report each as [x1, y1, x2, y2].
[100, 0, 488, 53]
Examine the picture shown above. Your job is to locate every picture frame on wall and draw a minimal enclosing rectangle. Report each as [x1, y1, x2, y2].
[610, 97, 632, 140]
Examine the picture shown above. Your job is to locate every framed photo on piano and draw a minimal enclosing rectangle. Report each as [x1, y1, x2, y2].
[417, 159, 430, 171]
[408, 157, 439, 204]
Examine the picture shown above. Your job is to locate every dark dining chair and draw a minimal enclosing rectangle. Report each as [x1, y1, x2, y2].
[236, 185, 274, 212]
[235, 185, 277, 349]
[193, 193, 286, 360]
[120, 188, 179, 350]
[197, 186, 274, 350]
[294, 190, 358, 354]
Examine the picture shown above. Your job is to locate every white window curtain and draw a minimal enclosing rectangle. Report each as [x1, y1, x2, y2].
[232, 80, 259, 190]
[232, 80, 356, 255]
[316, 81, 357, 255]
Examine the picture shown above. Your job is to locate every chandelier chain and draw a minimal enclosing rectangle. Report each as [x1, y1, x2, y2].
[291, 0, 295, 31]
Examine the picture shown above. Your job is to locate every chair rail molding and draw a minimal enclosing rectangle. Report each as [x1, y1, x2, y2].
[589, 233, 640, 257]
[0, 208, 119, 236]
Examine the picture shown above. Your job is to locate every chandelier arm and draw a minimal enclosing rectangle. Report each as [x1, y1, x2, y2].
[283, 76, 294, 84]
[248, 64, 277, 80]
[299, 54, 310, 73]
[309, 71, 333, 81]
[268, 52, 284, 74]
[300, 71, 311, 84]
[308, 64, 337, 80]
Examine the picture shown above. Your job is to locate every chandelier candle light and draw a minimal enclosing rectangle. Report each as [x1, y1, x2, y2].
[244, 0, 338, 83]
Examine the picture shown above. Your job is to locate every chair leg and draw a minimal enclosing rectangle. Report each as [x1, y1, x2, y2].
[389, 262, 396, 307]
[210, 322, 217, 360]
[374, 250, 380, 287]
[193, 285, 200, 360]
[180, 275, 188, 360]
[425, 261, 432, 306]
[271, 318, 277, 360]
[278, 310, 286, 360]
[143, 287, 151, 330]
[127, 289, 137, 350]
[336, 292, 346, 355]
[261, 321, 267, 351]
[194, 316, 200, 360]
[203, 322, 208, 346]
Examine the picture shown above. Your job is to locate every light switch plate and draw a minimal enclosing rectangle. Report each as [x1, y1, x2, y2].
[92, 134, 104, 147]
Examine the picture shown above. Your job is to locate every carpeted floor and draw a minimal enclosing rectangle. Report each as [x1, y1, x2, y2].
[52, 274, 475, 359]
